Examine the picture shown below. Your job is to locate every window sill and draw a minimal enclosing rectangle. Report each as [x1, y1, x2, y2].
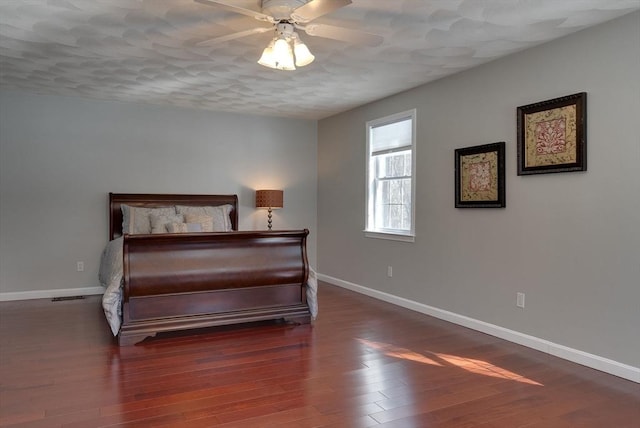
[364, 230, 415, 243]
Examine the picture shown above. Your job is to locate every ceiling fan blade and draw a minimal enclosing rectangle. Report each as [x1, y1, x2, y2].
[303, 24, 383, 47]
[194, 0, 275, 23]
[196, 27, 273, 46]
[291, 0, 352, 23]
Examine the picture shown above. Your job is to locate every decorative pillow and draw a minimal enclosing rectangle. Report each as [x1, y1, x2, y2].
[121, 205, 176, 234]
[185, 223, 203, 233]
[150, 213, 184, 234]
[166, 222, 188, 233]
[176, 205, 233, 231]
[166, 222, 203, 233]
[184, 213, 214, 232]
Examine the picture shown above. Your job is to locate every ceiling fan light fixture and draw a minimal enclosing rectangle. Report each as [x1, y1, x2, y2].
[293, 35, 314, 67]
[257, 39, 277, 69]
[272, 37, 296, 70]
[199, 0, 382, 71]
[258, 22, 315, 71]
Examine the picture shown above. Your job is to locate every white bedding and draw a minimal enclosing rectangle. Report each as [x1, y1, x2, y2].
[99, 237, 124, 335]
[98, 237, 318, 336]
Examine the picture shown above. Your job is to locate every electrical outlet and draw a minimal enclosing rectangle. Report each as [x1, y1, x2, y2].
[387, 266, 393, 277]
[516, 292, 525, 308]
[76, 261, 84, 272]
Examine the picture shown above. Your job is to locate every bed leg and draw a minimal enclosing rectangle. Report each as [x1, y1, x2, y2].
[118, 332, 155, 346]
[284, 314, 311, 325]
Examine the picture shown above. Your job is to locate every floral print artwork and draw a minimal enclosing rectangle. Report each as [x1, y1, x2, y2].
[461, 152, 498, 201]
[535, 118, 566, 154]
[469, 161, 491, 191]
[525, 105, 577, 167]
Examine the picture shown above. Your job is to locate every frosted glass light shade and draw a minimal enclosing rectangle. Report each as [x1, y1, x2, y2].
[272, 38, 295, 70]
[294, 40, 314, 67]
[257, 41, 277, 69]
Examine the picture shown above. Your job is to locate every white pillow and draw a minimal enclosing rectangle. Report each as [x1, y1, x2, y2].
[185, 223, 203, 233]
[150, 213, 184, 234]
[166, 222, 203, 233]
[184, 213, 214, 232]
[175, 205, 233, 231]
[121, 205, 176, 235]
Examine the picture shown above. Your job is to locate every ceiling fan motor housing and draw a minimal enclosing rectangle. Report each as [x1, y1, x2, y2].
[262, 0, 309, 21]
[276, 22, 295, 38]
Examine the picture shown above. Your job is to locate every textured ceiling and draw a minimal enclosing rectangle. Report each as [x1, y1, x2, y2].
[1, 0, 639, 119]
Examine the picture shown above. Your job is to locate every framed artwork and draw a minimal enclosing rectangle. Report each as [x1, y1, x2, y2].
[455, 142, 505, 208]
[517, 92, 587, 175]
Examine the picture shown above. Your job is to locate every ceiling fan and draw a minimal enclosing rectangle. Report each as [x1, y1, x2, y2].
[194, 0, 383, 70]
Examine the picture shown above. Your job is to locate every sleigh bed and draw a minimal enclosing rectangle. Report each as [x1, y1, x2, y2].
[100, 193, 313, 346]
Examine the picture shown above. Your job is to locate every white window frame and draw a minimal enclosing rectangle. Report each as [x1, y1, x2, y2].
[365, 109, 416, 242]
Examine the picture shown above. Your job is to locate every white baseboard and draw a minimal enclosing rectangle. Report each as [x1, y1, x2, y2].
[318, 273, 640, 384]
[0, 286, 104, 302]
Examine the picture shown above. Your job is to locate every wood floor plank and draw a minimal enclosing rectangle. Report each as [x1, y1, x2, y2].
[1, 282, 638, 427]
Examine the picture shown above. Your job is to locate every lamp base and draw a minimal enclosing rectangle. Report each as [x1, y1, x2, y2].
[267, 207, 273, 230]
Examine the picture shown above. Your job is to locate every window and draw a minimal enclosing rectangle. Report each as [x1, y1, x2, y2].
[365, 109, 416, 241]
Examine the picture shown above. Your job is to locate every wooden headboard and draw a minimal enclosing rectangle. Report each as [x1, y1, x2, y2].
[109, 193, 239, 240]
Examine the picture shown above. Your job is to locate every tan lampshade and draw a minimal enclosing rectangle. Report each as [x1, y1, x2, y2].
[255, 189, 283, 209]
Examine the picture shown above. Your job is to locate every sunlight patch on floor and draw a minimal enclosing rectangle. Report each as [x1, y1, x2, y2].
[359, 338, 443, 367]
[358, 338, 543, 386]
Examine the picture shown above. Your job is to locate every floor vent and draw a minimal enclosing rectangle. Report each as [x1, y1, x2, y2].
[52, 295, 85, 302]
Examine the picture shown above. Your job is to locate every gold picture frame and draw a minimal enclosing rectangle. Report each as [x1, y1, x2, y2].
[517, 92, 587, 175]
[455, 142, 505, 208]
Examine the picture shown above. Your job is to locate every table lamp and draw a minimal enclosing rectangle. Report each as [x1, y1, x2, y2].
[255, 189, 283, 230]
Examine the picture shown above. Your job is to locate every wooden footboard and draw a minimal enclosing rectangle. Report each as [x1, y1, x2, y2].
[119, 230, 311, 345]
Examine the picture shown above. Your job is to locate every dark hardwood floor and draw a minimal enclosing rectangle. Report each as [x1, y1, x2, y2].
[1, 282, 638, 427]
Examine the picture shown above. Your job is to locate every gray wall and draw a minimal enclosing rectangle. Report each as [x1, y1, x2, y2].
[317, 12, 639, 367]
[0, 93, 317, 294]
